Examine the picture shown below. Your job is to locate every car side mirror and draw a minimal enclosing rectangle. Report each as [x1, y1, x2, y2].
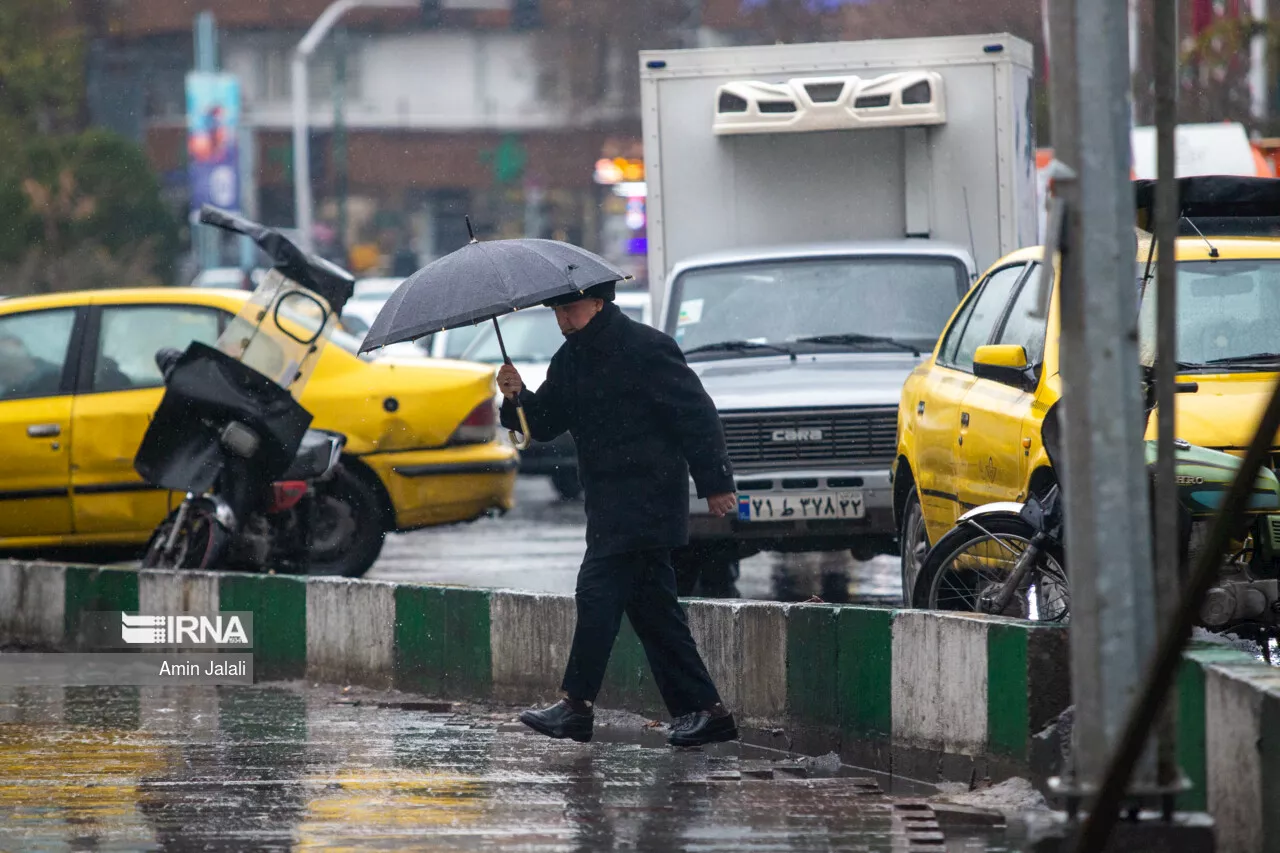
[973, 344, 1036, 390]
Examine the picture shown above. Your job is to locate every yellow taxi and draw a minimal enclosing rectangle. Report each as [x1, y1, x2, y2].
[893, 236, 1280, 600]
[0, 287, 518, 569]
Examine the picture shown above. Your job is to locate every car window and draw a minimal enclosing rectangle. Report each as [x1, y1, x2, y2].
[943, 264, 1026, 372]
[462, 312, 563, 364]
[0, 309, 76, 401]
[936, 286, 981, 366]
[93, 305, 223, 392]
[993, 264, 1050, 366]
[444, 325, 481, 359]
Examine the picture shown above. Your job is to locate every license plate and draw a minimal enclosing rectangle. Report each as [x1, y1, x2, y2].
[737, 491, 865, 522]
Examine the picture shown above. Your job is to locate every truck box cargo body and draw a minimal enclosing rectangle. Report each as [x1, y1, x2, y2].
[641, 33, 1038, 319]
[637, 35, 1037, 596]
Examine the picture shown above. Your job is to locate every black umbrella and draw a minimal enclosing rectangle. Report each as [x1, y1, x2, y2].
[359, 218, 629, 447]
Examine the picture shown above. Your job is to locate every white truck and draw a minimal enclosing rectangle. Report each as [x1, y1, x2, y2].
[638, 34, 1038, 596]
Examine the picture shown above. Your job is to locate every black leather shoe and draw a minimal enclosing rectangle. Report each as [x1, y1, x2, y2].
[519, 700, 593, 743]
[668, 711, 738, 747]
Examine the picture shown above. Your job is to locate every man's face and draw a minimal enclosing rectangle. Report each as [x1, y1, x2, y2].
[553, 298, 604, 336]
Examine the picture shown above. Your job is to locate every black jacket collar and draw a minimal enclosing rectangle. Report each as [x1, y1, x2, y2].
[565, 301, 621, 353]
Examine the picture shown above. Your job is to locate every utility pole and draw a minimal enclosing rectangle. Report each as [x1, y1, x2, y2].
[292, 0, 417, 253]
[194, 12, 220, 273]
[1045, 0, 1163, 825]
[1252, 0, 1269, 124]
[334, 24, 349, 264]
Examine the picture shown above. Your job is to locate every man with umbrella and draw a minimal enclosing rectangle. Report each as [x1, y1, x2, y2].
[359, 227, 737, 747]
[496, 281, 739, 747]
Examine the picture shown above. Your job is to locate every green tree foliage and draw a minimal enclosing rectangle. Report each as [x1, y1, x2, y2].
[0, 0, 178, 295]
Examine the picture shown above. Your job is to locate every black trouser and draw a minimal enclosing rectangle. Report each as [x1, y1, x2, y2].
[561, 548, 722, 717]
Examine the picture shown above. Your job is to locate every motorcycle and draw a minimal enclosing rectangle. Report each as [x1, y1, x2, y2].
[911, 368, 1280, 642]
[134, 205, 375, 577]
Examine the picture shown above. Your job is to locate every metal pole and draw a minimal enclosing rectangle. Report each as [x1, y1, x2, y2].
[1252, 0, 1269, 122]
[195, 11, 220, 273]
[292, 0, 417, 253]
[1050, 0, 1160, 809]
[1151, 0, 1182, 807]
[334, 25, 349, 261]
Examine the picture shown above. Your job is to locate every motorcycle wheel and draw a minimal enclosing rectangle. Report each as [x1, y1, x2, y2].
[141, 503, 231, 571]
[307, 466, 385, 578]
[913, 515, 1070, 622]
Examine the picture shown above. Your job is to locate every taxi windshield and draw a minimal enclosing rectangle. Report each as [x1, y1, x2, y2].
[668, 256, 968, 355]
[1140, 259, 1280, 369]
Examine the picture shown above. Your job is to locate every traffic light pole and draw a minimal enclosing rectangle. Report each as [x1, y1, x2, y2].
[292, 0, 417, 253]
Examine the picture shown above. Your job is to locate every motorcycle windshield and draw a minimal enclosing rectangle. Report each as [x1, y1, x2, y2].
[133, 343, 313, 494]
[215, 269, 338, 398]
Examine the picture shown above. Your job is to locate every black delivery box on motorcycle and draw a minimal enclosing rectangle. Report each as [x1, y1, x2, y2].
[134, 342, 313, 494]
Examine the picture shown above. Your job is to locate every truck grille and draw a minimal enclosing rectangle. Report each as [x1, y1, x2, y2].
[719, 407, 898, 470]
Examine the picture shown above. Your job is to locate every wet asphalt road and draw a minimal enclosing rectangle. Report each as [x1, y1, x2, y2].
[369, 477, 904, 604]
[0, 680, 1015, 852]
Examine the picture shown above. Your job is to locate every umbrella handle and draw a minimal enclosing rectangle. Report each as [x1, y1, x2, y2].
[509, 404, 531, 451]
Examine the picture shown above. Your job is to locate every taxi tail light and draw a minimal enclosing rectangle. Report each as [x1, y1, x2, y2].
[449, 400, 497, 445]
[268, 481, 309, 513]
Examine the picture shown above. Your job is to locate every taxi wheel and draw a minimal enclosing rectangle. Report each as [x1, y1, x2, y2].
[307, 467, 386, 578]
[899, 491, 929, 606]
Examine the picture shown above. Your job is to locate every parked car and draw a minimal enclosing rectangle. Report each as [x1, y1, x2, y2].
[343, 277, 403, 329]
[893, 233, 1280, 604]
[0, 287, 518, 562]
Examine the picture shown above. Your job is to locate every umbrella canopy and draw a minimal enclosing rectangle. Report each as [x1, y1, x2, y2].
[358, 236, 628, 353]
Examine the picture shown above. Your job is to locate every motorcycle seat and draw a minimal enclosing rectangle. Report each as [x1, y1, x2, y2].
[283, 429, 345, 481]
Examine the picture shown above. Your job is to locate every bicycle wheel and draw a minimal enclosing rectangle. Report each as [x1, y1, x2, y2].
[912, 515, 1070, 622]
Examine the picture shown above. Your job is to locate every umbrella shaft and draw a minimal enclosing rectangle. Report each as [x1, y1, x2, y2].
[492, 317, 511, 365]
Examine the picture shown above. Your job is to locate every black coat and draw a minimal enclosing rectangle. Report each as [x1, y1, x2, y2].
[500, 301, 734, 556]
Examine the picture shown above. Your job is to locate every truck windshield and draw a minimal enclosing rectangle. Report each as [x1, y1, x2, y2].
[1139, 259, 1280, 369]
[668, 257, 968, 356]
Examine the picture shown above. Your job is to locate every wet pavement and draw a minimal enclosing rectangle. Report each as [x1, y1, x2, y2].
[0, 679, 1016, 852]
[369, 477, 903, 604]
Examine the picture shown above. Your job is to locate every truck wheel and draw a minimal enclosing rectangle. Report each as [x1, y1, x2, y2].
[899, 490, 928, 606]
[550, 466, 582, 501]
[672, 543, 740, 598]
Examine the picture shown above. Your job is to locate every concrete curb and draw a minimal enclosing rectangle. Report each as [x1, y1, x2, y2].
[1, 559, 1274, 850]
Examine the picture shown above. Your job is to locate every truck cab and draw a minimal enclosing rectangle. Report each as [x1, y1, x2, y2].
[665, 242, 974, 592]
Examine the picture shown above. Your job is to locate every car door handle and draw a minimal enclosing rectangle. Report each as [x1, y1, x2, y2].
[960, 412, 970, 427]
[917, 401, 925, 416]
[27, 424, 61, 438]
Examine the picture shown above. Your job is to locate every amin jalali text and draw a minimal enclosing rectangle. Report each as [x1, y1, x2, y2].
[158, 659, 248, 677]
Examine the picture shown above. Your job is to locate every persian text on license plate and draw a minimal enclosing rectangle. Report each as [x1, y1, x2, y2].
[737, 492, 865, 522]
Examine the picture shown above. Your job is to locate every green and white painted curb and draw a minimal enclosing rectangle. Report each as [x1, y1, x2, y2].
[0, 561, 1064, 762]
[3, 559, 1278, 851]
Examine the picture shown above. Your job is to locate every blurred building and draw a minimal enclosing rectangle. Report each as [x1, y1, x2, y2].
[83, 0, 1049, 282]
